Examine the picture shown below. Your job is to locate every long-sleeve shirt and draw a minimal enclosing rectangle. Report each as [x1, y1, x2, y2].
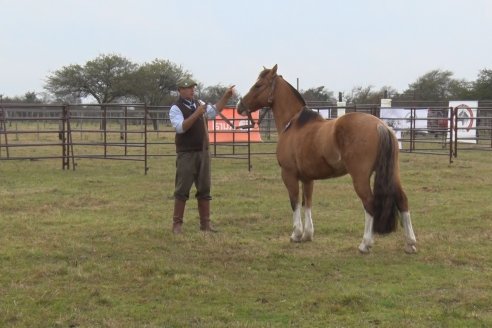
[169, 101, 218, 134]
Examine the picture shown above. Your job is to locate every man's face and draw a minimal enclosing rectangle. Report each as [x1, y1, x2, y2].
[178, 86, 195, 100]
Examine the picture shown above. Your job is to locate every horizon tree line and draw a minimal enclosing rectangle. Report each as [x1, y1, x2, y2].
[2, 53, 491, 106]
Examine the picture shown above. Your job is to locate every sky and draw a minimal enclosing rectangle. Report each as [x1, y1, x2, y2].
[1, 0, 491, 100]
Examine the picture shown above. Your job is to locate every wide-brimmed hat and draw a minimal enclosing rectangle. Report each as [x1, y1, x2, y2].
[177, 77, 197, 89]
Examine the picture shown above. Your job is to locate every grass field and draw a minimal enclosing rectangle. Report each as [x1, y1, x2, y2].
[1, 142, 491, 327]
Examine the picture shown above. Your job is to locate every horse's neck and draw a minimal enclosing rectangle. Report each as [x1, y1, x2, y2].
[271, 81, 305, 133]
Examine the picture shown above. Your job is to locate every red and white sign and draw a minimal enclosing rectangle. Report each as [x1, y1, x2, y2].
[208, 108, 262, 143]
[449, 100, 477, 144]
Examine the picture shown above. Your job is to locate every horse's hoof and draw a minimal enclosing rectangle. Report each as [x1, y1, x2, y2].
[404, 244, 417, 254]
[290, 229, 303, 243]
[301, 234, 313, 242]
[290, 236, 302, 243]
[358, 243, 371, 254]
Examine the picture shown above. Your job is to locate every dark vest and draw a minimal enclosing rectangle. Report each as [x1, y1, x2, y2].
[174, 98, 208, 153]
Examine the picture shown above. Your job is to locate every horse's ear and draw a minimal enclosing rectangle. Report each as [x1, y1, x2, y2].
[271, 64, 278, 75]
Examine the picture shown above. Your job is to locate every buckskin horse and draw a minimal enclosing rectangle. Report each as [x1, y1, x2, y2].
[236, 65, 417, 253]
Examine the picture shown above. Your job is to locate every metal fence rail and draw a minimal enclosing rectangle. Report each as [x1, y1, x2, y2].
[1, 103, 491, 174]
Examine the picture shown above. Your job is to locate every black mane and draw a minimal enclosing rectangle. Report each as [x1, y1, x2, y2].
[281, 79, 322, 127]
[297, 107, 323, 127]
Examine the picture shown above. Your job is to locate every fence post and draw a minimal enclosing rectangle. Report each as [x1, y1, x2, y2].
[410, 108, 416, 151]
[68, 105, 75, 170]
[337, 92, 346, 117]
[448, 106, 455, 163]
[212, 116, 217, 157]
[144, 103, 149, 175]
[0, 107, 10, 158]
[247, 123, 252, 172]
[453, 106, 458, 159]
[62, 105, 68, 170]
[103, 105, 107, 158]
[124, 106, 128, 156]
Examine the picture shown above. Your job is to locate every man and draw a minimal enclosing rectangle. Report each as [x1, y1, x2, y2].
[169, 77, 235, 234]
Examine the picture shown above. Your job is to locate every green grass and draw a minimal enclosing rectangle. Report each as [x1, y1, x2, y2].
[1, 143, 492, 327]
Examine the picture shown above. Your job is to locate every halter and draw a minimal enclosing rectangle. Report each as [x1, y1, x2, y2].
[239, 75, 279, 129]
[267, 74, 279, 105]
[282, 106, 307, 133]
[240, 107, 270, 129]
[239, 74, 312, 131]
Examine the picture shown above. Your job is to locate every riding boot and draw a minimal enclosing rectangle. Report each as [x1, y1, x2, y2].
[198, 199, 217, 232]
[172, 199, 186, 234]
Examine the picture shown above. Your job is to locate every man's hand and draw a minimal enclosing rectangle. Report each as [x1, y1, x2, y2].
[224, 85, 236, 99]
[197, 103, 207, 115]
[182, 103, 206, 132]
[214, 84, 236, 113]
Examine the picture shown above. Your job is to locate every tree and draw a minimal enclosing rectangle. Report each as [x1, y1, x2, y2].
[200, 84, 239, 105]
[345, 86, 374, 104]
[44, 64, 84, 102]
[345, 85, 399, 105]
[24, 91, 39, 103]
[132, 59, 191, 105]
[0, 92, 42, 104]
[448, 79, 473, 100]
[473, 68, 492, 100]
[301, 86, 334, 103]
[45, 54, 137, 103]
[399, 69, 471, 102]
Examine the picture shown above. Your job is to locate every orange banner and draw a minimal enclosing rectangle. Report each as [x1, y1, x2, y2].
[208, 108, 262, 143]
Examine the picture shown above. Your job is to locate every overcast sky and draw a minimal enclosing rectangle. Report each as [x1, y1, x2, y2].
[1, 0, 491, 99]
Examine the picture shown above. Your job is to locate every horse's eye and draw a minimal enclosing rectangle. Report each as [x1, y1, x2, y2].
[254, 83, 261, 89]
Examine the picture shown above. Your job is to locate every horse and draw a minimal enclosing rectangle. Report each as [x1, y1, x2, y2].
[236, 65, 417, 254]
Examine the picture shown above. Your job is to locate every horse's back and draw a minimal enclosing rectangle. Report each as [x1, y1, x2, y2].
[334, 112, 386, 145]
[277, 112, 389, 181]
[335, 112, 384, 129]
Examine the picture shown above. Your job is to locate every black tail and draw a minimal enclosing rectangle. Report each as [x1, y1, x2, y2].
[372, 125, 399, 234]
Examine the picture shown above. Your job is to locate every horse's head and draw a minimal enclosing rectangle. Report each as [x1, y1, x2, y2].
[236, 64, 279, 116]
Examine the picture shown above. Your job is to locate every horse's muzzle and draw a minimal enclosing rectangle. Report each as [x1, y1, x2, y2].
[236, 98, 248, 116]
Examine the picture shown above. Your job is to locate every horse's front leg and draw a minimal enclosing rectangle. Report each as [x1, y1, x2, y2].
[301, 180, 314, 242]
[291, 203, 303, 242]
[281, 170, 303, 242]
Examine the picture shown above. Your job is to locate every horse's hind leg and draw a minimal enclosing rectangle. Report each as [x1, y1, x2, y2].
[401, 212, 417, 253]
[281, 170, 303, 242]
[396, 186, 417, 253]
[351, 176, 375, 253]
[301, 181, 314, 242]
[359, 210, 375, 253]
